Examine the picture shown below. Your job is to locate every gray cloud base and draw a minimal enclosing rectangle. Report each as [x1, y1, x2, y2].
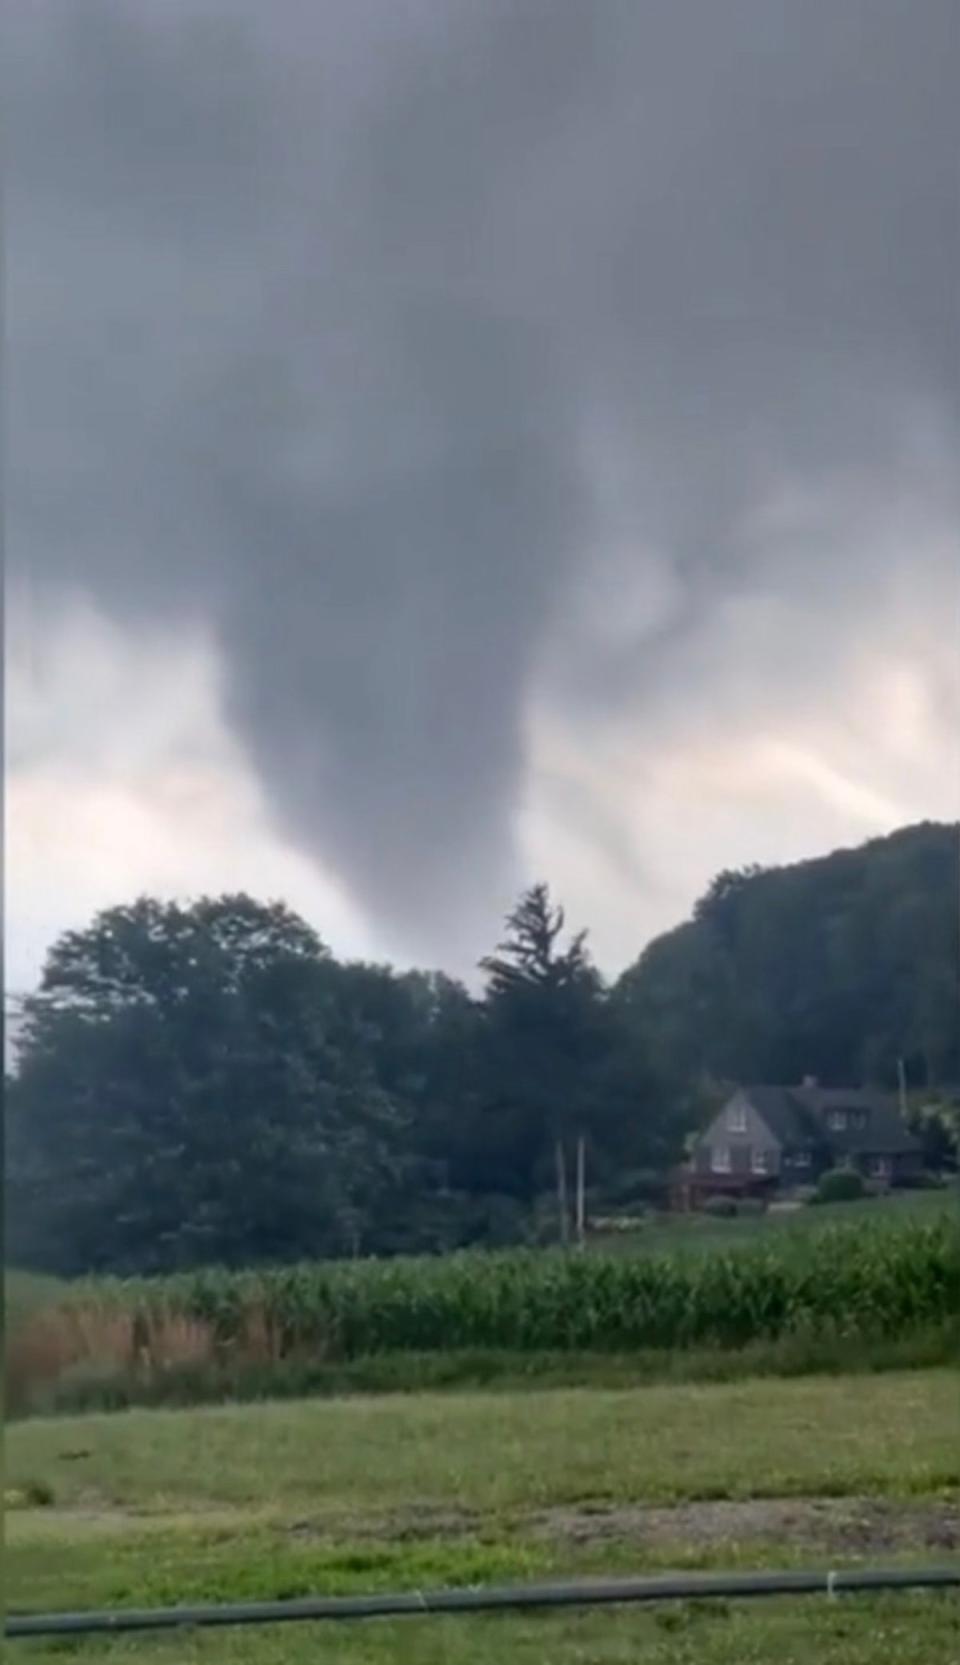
[9, 0, 958, 961]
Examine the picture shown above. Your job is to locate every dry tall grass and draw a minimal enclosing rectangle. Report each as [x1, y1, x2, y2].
[6, 1296, 291, 1414]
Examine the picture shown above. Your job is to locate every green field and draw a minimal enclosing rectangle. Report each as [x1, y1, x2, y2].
[8, 1192, 957, 1416]
[7, 1369, 959, 1663]
[593, 1185, 957, 1256]
[8, 1597, 960, 1665]
[8, 1194, 958, 1659]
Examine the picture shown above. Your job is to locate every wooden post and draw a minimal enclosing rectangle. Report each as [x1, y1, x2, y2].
[575, 1134, 586, 1249]
[555, 1137, 570, 1246]
[897, 1058, 908, 1121]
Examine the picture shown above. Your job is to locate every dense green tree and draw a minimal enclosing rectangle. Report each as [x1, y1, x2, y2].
[6, 897, 401, 1274]
[907, 1091, 960, 1169]
[616, 821, 959, 1093]
[319, 962, 492, 1253]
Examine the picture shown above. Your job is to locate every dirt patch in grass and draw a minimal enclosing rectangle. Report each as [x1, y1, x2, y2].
[14, 1492, 959, 1561]
[285, 1505, 479, 1543]
[274, 1494, 960, 1556]
[531, 1495, 960, 1554]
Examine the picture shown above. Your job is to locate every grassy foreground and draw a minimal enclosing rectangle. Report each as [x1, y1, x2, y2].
[8, 1596, 960, 1665]
[7, 1370, 959, 1663]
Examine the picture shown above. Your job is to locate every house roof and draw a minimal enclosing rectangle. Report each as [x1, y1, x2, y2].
[740, 1084, 921, 1155]
[795, 1085, 921, 1154]
[737, 1085, 820, 1146]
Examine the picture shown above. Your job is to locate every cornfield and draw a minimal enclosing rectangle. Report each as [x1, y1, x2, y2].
[12, 1215, 956, 1408]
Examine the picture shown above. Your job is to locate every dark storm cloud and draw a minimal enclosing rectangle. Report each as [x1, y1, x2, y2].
[9, 0, 958, 959]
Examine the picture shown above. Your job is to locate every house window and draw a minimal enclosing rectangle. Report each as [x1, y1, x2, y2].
[751, 1148, 771, 1175]
[850, 1110, 868, 1131]
[827, 1110, 848, 1132]
[711, 1145, 732, 1174]
[727, 1103, 747, 1133]
[867, 1155, 891, 1179]
[790, 1148, 811, 1168]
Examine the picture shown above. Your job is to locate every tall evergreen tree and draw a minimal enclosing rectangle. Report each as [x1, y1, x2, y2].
[480, 884, 605, 1240]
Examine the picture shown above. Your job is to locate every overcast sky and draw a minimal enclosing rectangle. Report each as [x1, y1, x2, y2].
[7, 0, 959, 992]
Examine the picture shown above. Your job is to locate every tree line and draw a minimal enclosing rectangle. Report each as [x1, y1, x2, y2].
[6, 820, 956, 1275]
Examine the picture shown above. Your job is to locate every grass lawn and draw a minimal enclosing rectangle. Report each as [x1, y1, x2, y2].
[7, 1369, 959, 1664]
[8, 1595, 960, 1665]
[593, 1185, 958, 1257]
[8, 1370, 958, 1515]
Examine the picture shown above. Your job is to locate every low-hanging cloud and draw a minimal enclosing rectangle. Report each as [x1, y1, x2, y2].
[8, 0, 959, 967]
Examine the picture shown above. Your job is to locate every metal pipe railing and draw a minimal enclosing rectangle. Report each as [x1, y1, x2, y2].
[7, 1565, 959, 1638]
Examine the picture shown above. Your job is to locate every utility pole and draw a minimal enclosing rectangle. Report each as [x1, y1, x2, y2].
[897, 1057, 908, 1121]
[575, 1134, 586, 1250]
[555, 1139, 570, 1246]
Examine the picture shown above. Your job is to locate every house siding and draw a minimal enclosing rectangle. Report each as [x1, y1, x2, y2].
[854, 1147, 923, 1183]
[685, 1082, 924, 1203]
[693, 1090, 783, 1179]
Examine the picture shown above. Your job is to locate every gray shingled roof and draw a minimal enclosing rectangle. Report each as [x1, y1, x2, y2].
[738, 1085, 819, 1145]
[742, 1084, 921, 1155]
[793, 1085, 922, 1154]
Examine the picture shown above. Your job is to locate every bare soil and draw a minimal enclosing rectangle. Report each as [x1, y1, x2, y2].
[529, 1495, 960, 1554]
[282, 1493, 960, 1554]
[19, 1493, 959, 1557]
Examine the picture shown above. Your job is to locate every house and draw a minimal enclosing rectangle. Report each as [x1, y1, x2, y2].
[680, 1080, 924, 1206]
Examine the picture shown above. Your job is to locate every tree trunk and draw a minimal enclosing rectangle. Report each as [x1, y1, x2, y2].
[575, 1133, 586, 1250]
[554, 1137, 570, 1246]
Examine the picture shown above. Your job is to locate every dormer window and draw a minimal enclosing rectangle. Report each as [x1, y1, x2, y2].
[828, 1106, 868, 1133]
[727, 1103, 747, 1133]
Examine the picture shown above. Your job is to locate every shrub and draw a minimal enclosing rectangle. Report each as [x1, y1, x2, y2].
[31, 1478, 55, 1506]
[14, 1479, 55, 1507]
[735, 1198, 767, 1218]
[814, 1168, 866, 1204]
[599, 1168, 669, 1209]
[702, 1195, 737, 1218]
[591, 1214, 648, 1235]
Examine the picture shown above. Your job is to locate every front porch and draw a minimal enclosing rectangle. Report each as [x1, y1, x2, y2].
[669, 1167, 779, 1213]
